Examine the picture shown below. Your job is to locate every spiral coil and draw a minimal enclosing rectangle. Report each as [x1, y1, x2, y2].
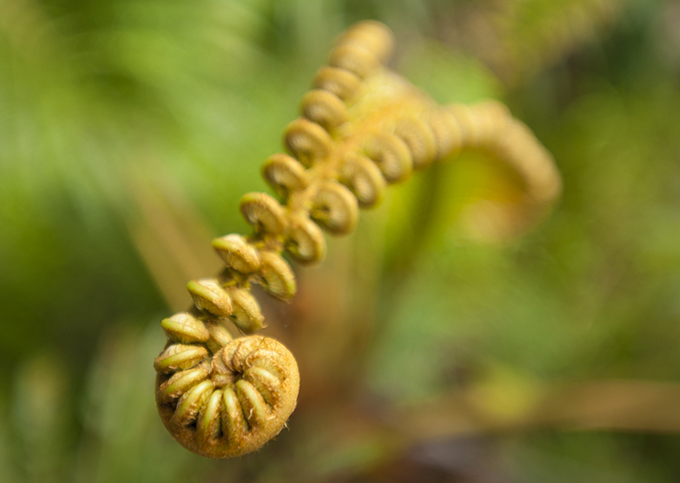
[153, 20, 561, 458]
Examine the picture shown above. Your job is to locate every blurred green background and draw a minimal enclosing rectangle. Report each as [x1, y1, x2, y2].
[2, 0, 680, 482]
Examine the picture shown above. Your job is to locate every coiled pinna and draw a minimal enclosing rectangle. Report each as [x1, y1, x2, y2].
[153, 20, 561, 458]
[155, 331, 299, 458]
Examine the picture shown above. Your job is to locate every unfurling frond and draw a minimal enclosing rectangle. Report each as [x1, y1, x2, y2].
[153, 20, 561, 459]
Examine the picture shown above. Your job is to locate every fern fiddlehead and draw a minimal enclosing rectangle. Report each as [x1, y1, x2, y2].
[153, 20, 562, 458]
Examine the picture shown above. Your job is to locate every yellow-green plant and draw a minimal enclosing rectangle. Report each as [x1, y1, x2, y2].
[153, 20, 562, 459]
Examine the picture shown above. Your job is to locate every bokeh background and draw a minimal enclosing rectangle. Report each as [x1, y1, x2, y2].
[2, 0, 680, 482]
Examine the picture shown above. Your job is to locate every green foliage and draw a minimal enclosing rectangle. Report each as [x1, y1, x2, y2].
[1, 0, 680, 481]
